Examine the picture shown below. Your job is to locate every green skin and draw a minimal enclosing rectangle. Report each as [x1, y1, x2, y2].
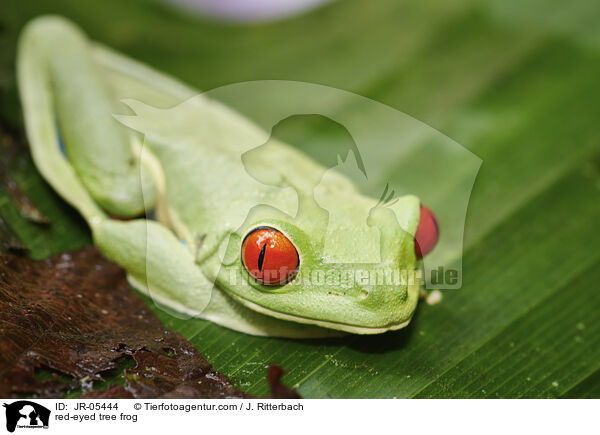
[17, 16, 422, 338]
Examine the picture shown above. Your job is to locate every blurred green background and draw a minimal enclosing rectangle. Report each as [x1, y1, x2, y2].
[0, 0, 599, 398]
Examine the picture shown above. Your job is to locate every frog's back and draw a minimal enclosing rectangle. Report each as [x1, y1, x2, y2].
[117, 97, 360, 256]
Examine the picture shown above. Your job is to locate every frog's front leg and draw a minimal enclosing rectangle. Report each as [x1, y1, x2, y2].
[92, 219, 213, 315]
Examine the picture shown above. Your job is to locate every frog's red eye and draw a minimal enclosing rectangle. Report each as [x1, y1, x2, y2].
[415, 205, 440, 259]
[241, 227, 299, 286]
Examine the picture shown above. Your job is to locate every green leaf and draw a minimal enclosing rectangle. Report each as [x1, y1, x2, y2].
[1, 0, 599, 398]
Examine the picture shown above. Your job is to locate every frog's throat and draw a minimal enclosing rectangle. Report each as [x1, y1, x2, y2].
[228, 293, 412, 335]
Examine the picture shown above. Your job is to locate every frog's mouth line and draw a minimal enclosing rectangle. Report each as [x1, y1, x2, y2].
[229, 293, 412, 335]
[128, 273, 410, 336]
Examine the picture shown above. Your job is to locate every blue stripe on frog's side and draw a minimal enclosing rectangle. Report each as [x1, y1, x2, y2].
[57, 121, 66, 156]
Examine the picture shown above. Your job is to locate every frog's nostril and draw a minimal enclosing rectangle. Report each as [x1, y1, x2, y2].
[415, 205, 439, 259]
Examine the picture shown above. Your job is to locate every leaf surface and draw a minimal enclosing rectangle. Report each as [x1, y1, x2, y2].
[1, 0, 599, 398]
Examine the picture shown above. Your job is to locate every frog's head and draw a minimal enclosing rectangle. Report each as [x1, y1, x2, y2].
[214, 161, 440, 335]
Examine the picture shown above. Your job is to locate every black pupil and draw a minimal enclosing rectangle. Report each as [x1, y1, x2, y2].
[257, 243, 267, 272]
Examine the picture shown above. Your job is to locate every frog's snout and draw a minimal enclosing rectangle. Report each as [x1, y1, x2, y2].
[415, 205, 439, 259]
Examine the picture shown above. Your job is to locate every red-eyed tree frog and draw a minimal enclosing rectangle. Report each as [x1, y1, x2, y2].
[17, 16, 439, 338]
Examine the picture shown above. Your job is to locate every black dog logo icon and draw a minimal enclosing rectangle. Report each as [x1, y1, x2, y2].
[3, 401, 50, 432]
